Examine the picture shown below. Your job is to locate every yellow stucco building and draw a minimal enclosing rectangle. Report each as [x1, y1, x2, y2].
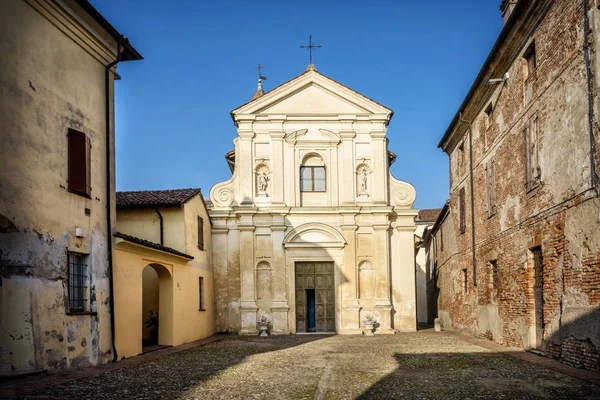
[0, 0, 141, 374]
[113, 189, 215, 359]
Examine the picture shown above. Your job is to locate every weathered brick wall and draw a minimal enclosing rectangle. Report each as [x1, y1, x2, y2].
[435, 0, 600, 371]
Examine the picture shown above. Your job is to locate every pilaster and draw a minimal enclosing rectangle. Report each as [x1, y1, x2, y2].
[373, 222, 394, 333]
[238, 210, 258, 334]
[270, 221, 290, 334]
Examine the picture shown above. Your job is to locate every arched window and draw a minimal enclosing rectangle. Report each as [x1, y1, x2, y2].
[300, 155, 326, 192]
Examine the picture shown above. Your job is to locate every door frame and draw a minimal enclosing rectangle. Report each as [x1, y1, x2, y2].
[286, 251, 343, 334]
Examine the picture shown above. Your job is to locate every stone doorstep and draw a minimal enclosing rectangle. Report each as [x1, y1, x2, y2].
[0, 335, 224, 399]
[441, 329, 600, 386]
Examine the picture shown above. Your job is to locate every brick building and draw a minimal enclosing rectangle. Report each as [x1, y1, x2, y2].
[434, 0, 600, 370]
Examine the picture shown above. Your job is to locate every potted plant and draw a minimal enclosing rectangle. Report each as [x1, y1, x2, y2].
[144, 310, 159, 344]
[257, 313, 271, 337]
[363, 313, 375, 336]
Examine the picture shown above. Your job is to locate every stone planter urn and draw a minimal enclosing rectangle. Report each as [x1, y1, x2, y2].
[257, 313, 271, 337]
[363, 314, 375, 336]
[258, 324, 269, 337]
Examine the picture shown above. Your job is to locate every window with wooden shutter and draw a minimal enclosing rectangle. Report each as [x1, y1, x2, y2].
[197, 216, 204, 250]
[459, 187, 466, 235]
[67, 128, 91, 197]
[486, 159, 496, 217]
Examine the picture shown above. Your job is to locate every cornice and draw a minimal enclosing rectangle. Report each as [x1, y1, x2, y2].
[26, 0, 117, 66]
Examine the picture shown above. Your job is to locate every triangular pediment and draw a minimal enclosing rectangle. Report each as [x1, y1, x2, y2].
[256, 83, 369, 115]
[232, 69, 392, 118]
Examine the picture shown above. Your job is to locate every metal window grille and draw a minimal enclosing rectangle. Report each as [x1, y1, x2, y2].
[68, 252, 87, 312]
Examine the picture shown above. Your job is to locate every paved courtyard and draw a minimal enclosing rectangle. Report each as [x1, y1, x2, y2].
[9, 332, 600, 399]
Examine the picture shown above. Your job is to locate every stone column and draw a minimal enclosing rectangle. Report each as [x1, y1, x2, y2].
[373, 221, 394, 334]
[270, 215, 289, 334]
[238, 210, 258, 334]
[340, 222, 361, 334]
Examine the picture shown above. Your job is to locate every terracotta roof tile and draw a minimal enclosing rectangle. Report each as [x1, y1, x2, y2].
[116, 188, 200, 209]
[114, 232, 194, 259]
[415, 208, 443, 223]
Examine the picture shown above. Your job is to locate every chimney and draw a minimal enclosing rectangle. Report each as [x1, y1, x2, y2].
[500, 0, 518, 25]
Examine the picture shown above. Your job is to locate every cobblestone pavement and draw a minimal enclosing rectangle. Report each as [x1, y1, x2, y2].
[13, 332, 600, 399]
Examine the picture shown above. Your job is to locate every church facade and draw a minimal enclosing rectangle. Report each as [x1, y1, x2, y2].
[210, 65, 418, 334]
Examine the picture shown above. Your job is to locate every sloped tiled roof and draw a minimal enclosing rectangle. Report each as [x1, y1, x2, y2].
[114, 232, 194, 259]
[116, 188, 200, 209]
[415, 208, 443, 223]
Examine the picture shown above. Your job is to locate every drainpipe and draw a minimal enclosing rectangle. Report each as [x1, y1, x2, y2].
[106, 39, 121, 363]
[155, 209, 164, 245]
[458, 112, 478, 288]
[584, 0, 598, 191]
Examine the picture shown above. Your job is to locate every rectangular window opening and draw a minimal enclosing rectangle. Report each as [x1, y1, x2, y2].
[199, 276, 205, 311]
[462, 269, 468, 295]
[459, 187, 466, 235]
[490, 260, 498, 301]
[67, 128, 91, 197]
[484, 104, 493, 130]
[197, 216, 204, 250]
[525, 117, 541, 191]
[524, 42, 537, 76]
[300, 166, 326, 192]
[68, 252, 88, 312]
[486, 159, 496, 217]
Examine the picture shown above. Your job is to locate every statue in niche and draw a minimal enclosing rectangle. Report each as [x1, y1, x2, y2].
[255, 164, 271, 198]
[258, 172, 270, 193]
[357, 165, 372, 196]
[360, 169, 368, 193]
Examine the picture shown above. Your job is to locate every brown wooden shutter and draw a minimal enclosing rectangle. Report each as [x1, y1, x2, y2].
[198, 216, 204, 250]
[459, 187, 466, 234]
[68, 129, 87, 195]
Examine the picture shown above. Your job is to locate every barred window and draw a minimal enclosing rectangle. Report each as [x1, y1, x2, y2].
[68, 252, 88, 312]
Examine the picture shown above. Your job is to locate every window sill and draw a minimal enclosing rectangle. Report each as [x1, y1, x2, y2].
[198, 308, 207, 312]
[67, 189, 92, 199]
[66, 311, 97, 316]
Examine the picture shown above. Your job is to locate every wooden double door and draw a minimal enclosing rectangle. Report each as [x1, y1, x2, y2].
[295, 262, 335, 332]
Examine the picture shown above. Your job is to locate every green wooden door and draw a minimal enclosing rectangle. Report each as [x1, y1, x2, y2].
[295, 262, 335, 332]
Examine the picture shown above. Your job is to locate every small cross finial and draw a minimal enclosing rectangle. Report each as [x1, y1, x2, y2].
[300, 34, 322, 66]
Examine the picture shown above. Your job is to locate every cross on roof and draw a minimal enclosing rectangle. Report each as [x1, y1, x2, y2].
[299, 34, 322, 65]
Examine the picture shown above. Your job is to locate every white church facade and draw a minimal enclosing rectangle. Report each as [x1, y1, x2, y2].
[209, 65, 418, 334]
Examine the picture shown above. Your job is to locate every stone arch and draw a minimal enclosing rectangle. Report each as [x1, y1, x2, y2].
[301, 152, 325, 166]
[141, 263, 173, 347]
[283, 223, 346, 249]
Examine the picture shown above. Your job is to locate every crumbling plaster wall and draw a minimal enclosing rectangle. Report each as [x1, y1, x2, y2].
[0, 0, 119, 372]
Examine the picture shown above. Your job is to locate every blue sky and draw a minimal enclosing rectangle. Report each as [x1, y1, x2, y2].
[92, 0, 504, 209]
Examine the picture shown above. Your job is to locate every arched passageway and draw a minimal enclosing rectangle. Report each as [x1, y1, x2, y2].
[141, 263, 173, 350]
